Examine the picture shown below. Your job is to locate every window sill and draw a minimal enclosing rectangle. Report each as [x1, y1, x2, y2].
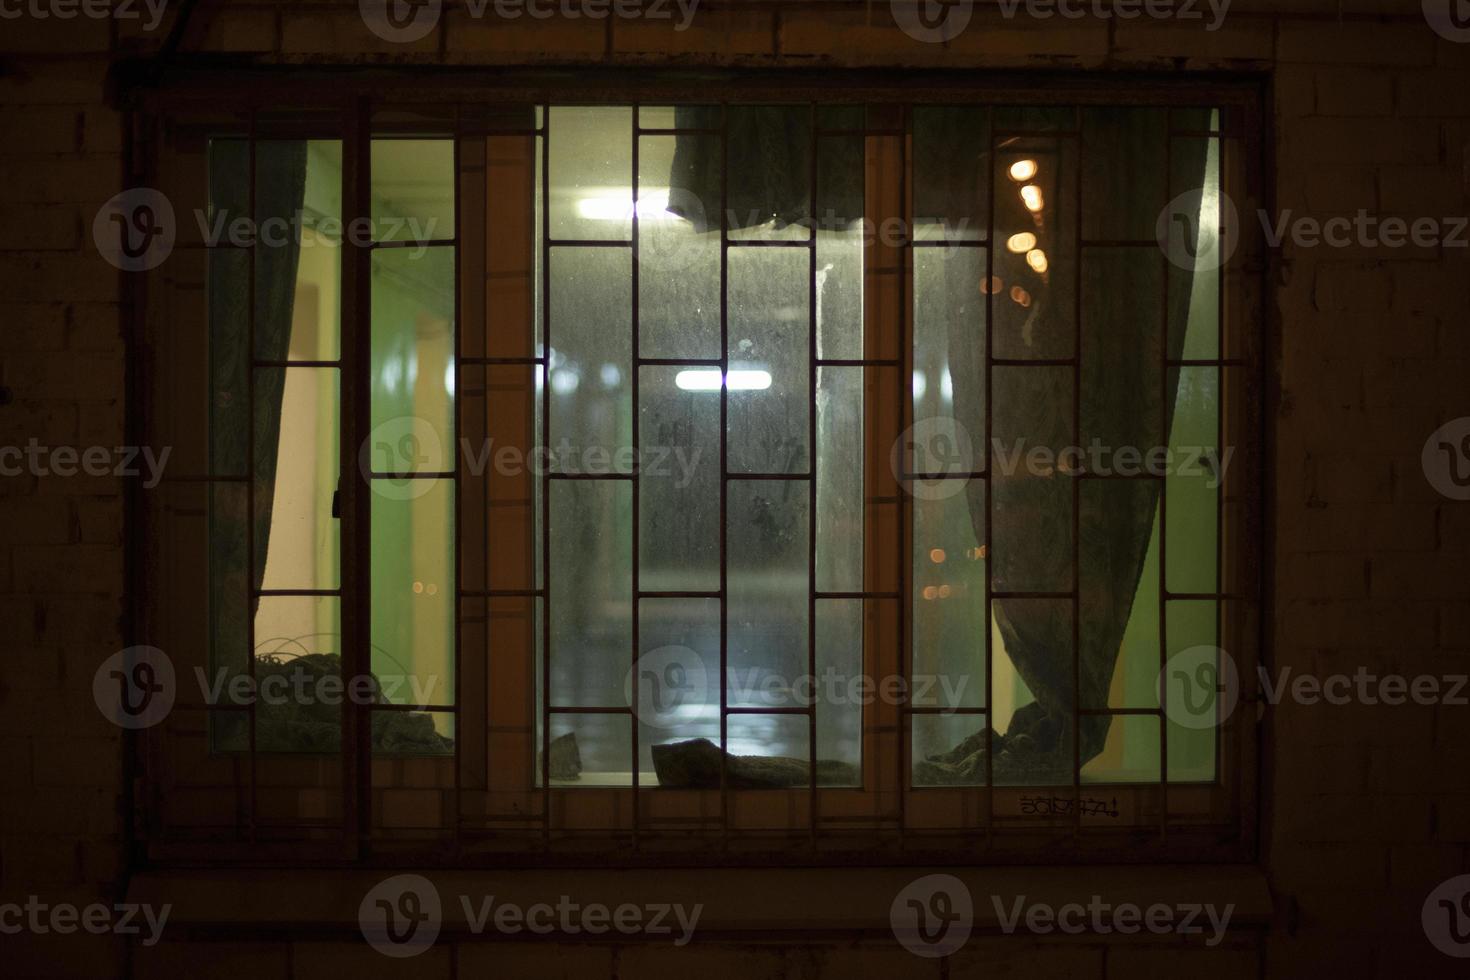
[127, 865, 1272, 936]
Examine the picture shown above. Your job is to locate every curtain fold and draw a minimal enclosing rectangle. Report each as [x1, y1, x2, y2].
[953, 110, 1208, 770]
[669, 106, 865, 232]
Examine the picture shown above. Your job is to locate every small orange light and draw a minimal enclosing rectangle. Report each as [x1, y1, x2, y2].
[1020, 184, 1044, 212]
[412, 581, 424, 594]
[1026, 249, 1049, 274]
[922, 586, 939, 601]
[929, 548, 946, 564]
[1008, 159, 1038, 182]
[1010, 285, 1032, 308]
[937, 584, 953, 599]
[980, 276, 1003, 295]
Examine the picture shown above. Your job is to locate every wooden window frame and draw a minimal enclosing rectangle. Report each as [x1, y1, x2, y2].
[129, 69, 1269, 868]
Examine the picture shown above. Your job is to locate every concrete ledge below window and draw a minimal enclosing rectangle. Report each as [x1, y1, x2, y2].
[127, 865, 1272, 938]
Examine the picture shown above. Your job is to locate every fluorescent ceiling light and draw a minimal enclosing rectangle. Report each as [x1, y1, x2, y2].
[675, 369, 773, 392]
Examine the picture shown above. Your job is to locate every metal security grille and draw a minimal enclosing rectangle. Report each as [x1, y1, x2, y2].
[137, 79, 1265, 866]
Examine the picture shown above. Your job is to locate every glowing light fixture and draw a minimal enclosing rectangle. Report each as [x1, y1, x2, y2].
[1008, 159, 1038, 182]
[1020, 184, 1044, 212]
[576, 188, 677, 222]
[1006, 232, 1037, 253]
[1026, 249, 1049, 274]
[675, 369, 773, 392]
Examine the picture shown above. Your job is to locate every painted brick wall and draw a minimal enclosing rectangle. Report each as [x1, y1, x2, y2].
[2, 1, 1467, 977]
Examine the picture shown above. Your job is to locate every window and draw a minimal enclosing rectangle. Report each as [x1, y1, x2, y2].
[138, 84, 1263, 862]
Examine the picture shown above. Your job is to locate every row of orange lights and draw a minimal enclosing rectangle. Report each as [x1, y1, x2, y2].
[921, 545, 986, 599]
[1007, 158, 1049, 281]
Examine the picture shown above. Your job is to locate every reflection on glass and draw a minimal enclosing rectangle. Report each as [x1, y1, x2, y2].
[371, 481, 455, 709]
[816, 599, 862, 782]
[912, 485, 986, 711]
[637, 598, 721, 785]
[816, 367, 863, 593]
[256, 368, 339, 592]
[639, 366, 719, 593]
[369, 247, 456, 465]
[1081, 714, 1160, 784]
[639, 134, 720, 361]
[913, 247, 985, 473]
[727, 480, 808, 710]
[550, 480, 632, 709]
[548, 246, 633, 471]
[371, 139, 455, 243]
[913, 108, 988, 241]
[549, 106, 633, 241]
[727, 247, 810, 475]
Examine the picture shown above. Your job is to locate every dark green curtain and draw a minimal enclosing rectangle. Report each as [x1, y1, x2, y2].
[207, 140, 309, 695]
[669, 106, 865, 232]
[671, 107, 1208, 771]
[944, 110, 1207, 770]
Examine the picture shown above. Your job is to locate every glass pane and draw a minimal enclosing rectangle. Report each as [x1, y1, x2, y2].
[369, 246, 456, 470]
[638, 366, 719, 593]
[817, 105, 865, 130]
[545, 713, 631, 787]
[1080, 485, 1159, 711]
[991, 365, 1073, 594]
[548, 246, 633, 472]
[207, 482, 250, 736]
[1165, 599, 1218, 782]
[815, 366, 863, 593]
[913, 107, 988, 241]
[991, 596, 1073, 786]
[249, 596, 344, 754]
[370, 480, 455, 709]
[1166, 366, 1220, 595]
[549, 479, 632, 709]
[912, 247, 985, 473]
[207, 246, 250, 477]
[207, 137, 250, 236]
[913, 713, 989, 787]
[1081, 714, 1160, 784]
[255, 367, 339, 591]
[371, 139, 455, 243]
[1081, 247, 1164, 448]
[727, 480, 808, 710]
[815, 598, 862, 783]
[726, 105, 811, 242]
[374, 709, 454, 757]
[995, 106, 1076, 131]
[1169, 133, 1222, 361]
[815, 133, 864, 361]
[1081, 107, 1168, 242]
[912, 484, 986, 711]
[726, 714, 812, 786]
[636, 598, 721, 785]
[549, 106, 633, 241]
[727, 246, 810, 475]
[256, 140, 342, 361]
[638, 134, 720, 361]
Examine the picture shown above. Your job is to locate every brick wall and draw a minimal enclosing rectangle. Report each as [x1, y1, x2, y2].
[2, 1, 1467, 976]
